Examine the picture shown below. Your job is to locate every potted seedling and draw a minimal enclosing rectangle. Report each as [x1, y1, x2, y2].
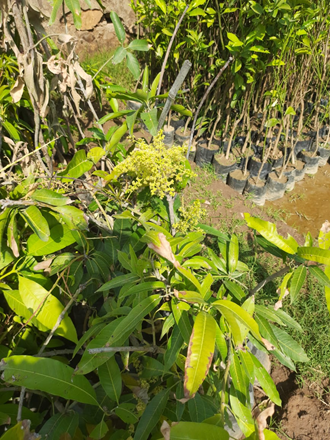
[163, 110, 175, 147]
[195, 113, 221, 167]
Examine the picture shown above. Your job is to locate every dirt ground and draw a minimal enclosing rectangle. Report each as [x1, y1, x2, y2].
[270, 362, 330, 440]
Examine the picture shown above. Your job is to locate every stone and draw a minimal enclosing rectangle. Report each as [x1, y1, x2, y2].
[80, 10, 103, 31]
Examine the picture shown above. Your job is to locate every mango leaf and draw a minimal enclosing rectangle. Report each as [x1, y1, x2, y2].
[99, 110, 133, 125]
[244, 213, 298, 254]
[96, 273, 140, 292]
[250, 353, 281, 405]
[308, 265, 330, 288]
[65, 0, 81, 29]
[87, 147, 105, 164]
[134, 389, 170, 440]
[0, 420, 33, 440]
[141, 108, 158, 136]
[228, 234, 239, 273]
[169, 421, 229, 440]
[324, 266, 330, 314]
[119, 281, 165, 302]
[53, 206, 88, 230]
[318, 222, 330, 250]
[155, 0, 166, 14]
[7, 210, 19, 257]
[49, 0, 63, 25]
[149, 73, 161, 99]
[0, 209, 10, 244]
[31, 189, 70, 206]
[20, 206, 50, 242]
[27, 224, 76, 256]
[213, 300, 262, 342]
[270, 325, 309, 362]
[99, 357, 122, 404]
[18, 276, 77, 343]
[170, 104, 193, 117]
[128, 39, 149, 51]
[184, 312, 216, 399]
[90, 420, 109, 439]
[108, 122, 127, 150]
[38, 411, 79, 439]
[176, 290, 207, 305]
[58, 150, 93, 179]
[78, 295, 161, 374]
[224, 280, 246, 300]
[172, 300, 192, 344]
[110, 11, 126, 44]
[1, 356, 98, 405]
[126, 53, 140, 80]
[164, 325, 184, 370]
[289, 266, 306, 304]
[279, 272, 292, 300]
[115, 403, 139, 424]
[297, 246, 330, 265]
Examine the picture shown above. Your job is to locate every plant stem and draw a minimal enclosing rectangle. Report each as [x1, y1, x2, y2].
[220, 338, 232, 425]
[88, 346, 165, 354]
[186, 58, 232, 159]
[157, 4, 190, 96]
[249, 266, 291, 296]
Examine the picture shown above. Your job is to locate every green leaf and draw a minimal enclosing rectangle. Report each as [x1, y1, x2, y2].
[27, 224, 76, 256]
[279, 272, 292, 300]
[228, 234, 239, 273]
[149, 73, 161, 99]
[289, 266, 306, 304]
[297, 246, 330, 265]
[78, 295, 161, 374]
[65, 0, 82, 29]
[2, 120, 20, 141]
[227, 32, 243, 46]
[112, 46, 127, 64]
[318, 225, 330, 250]
[115, 403, 139, 424]
[224, 280, 246, 300]
[2, 356, 98, 405]
[142, 65, 149, 92]
[308, 265, 330, 288]
[87, 147, 105, 164]
[49, 0, 63, 25]
[164, 325, 184, 370]
[250, 353, 281, 405]
[126, 52, 141, 80]
[20, 206, 50, 242]
[155, 0, 166, 14]
[134, 389, 170, 440]
[169, 422, 229, 440]
[172, 300, 192, 344]
[99, 357, 122, 404]
[58, 150, 93, 179]
[170, 104, 192, 117]
[110, 11, 126, 44]
[97, 273, 140, 292]
[39, 411, 79, 439]
[18, 276, 77, 342]
[53, 205, 88, 230]
[141, 108, 158, 136]
[271, 325, 309, 362]
[128, 39, 149, 52]
[285, 106, 296, 116]
[89, 420, 109, 439]
[184, 312, 216, 399]
[250, 45, 270, 53]
[324, 266, 330, 314]
[118, 281, 165, 302]
[245, 213, 298, 254]
[98, 110, 133, 125]
[213, 300, 261, 342]
[0, 421, 32, 440]
[140, 357, 165, 378]
[0, 209, 10, 244]
[31, 189, 70, 206]
[108, 122, 127, 150]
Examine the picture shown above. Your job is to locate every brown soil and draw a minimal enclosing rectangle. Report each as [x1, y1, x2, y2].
[269, 362, 330, 440]
[248, 176, 266, 188]
[215, 153, 236, 166]
[230, 169, 248, 181]
[198, 141, 219, 151]
[269, 172, 287, 184]
[271, 149, 283, 160]
[295, 160, 304, 170]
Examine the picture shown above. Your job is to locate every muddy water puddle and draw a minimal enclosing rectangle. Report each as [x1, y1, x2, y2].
[266, 163, 330, 237]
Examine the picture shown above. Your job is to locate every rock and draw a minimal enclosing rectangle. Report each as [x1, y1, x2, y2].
[80, 10, 103, 31]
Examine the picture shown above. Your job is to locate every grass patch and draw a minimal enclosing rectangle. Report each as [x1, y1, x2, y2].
[81, 49, 135, 89]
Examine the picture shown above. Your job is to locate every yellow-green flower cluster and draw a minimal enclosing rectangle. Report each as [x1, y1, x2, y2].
[173, 199, 207, 234]
[112, 131, 195, 199]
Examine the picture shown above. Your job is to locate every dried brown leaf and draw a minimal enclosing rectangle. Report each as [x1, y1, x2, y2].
[10, 76, 25, 103]
[33, 258, 54, 272]
[256, 403, 275, 440]
[160, 420, 171, 440]
[148, 233, 180, 268]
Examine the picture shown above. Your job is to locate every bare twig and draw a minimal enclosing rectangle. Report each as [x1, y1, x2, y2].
[156, 4, 190, 96]
[88, 345, 165, 354]
[249, 266, 291, 297]
[187, 58, 233, 158]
